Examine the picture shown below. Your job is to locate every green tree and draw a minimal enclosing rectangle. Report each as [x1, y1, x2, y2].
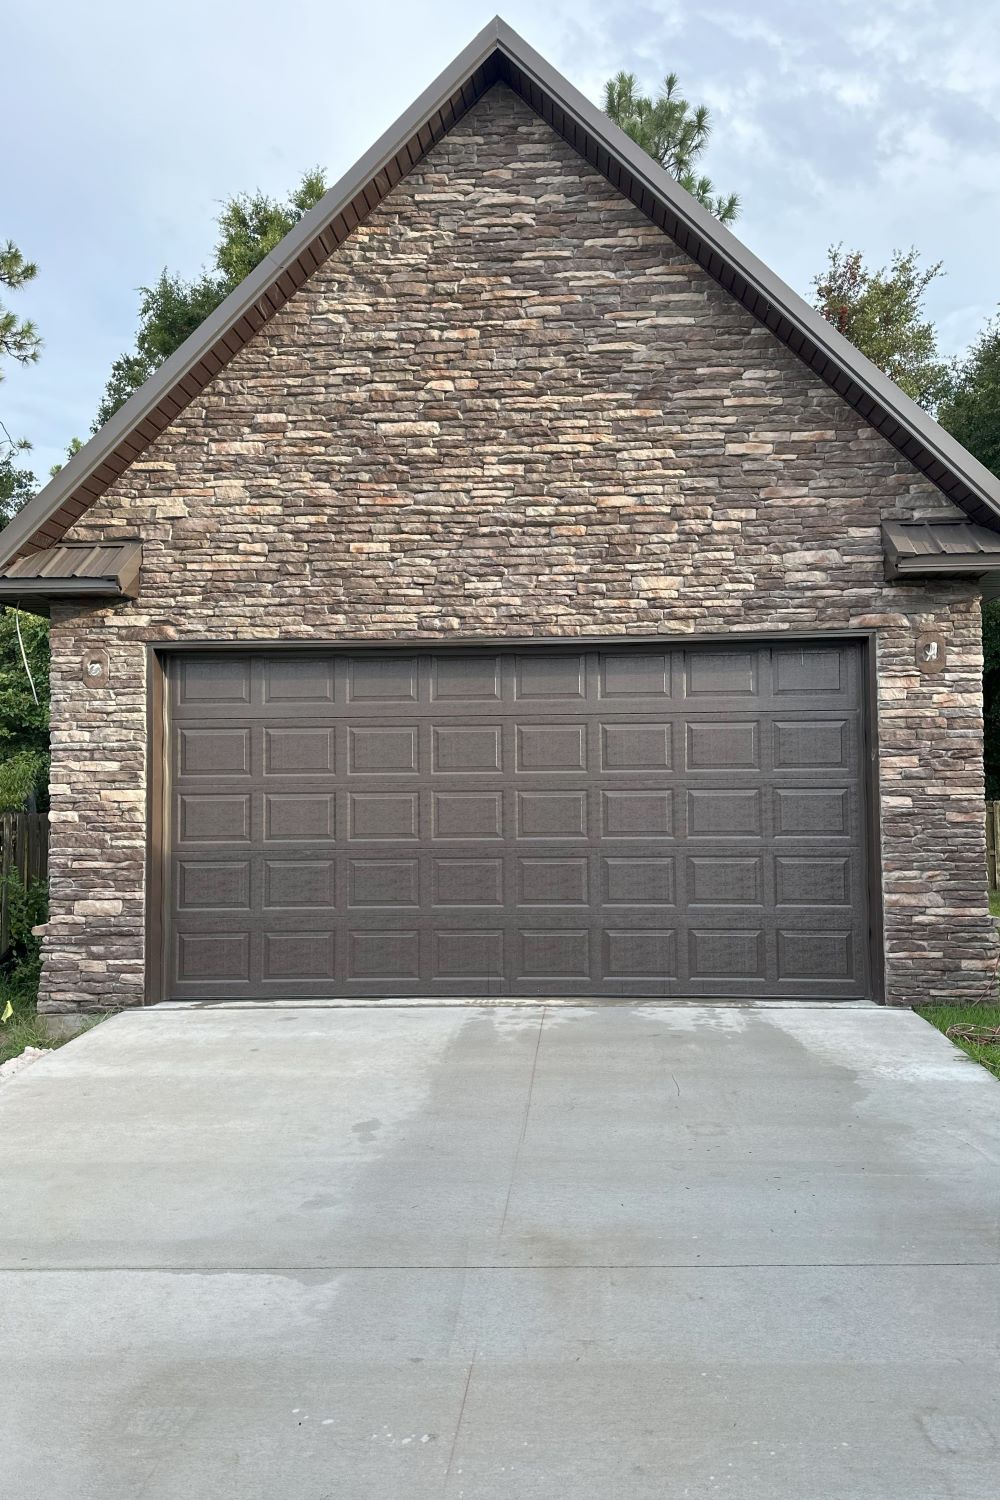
[0, 240, 47, 814]
[0, 450, 35, 527]
[0, 241, 41, 379]
[937, 316, 1000, 797]
[813, 245, 950, 410]
[48, 436, 83, 478]
[0, 610, 49, 812]
[603, 71, 739, 223]
[1, 237, 42, 498]
[94, 171, 327, 428]
[980, 601, 1000, 801]
[939, 316, 1000, 483]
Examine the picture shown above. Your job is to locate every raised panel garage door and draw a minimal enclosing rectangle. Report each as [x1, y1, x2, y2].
[162, 642, 872, 1000]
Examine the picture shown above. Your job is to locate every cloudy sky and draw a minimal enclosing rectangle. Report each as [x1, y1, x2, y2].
[5, 0, 999, 481]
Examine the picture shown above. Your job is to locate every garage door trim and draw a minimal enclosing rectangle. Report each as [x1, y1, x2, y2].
[145, 632, 883, 1004]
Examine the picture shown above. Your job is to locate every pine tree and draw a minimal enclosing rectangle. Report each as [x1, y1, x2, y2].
[0, 242, 41, 377]
[602, 72, 738, 224]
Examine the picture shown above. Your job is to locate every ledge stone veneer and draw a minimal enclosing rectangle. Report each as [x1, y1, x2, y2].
[39, 84, 993, 1013]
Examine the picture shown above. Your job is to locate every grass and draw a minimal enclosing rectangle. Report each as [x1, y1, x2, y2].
[0, 968, 78, 1068]
[990, 890, 1000, 919]
[917, 1004, 1000, 1082]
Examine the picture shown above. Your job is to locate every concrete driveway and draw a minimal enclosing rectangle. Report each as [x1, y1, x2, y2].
[2, 1002, 998, 1499]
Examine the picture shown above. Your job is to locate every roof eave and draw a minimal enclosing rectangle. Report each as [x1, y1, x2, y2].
[0, 576, 136, 618]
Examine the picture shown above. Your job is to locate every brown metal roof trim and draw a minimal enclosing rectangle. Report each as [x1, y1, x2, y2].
[0, 541, 142, 614]
[5, 15, 1000, 567]
[883, 521, 1000, 581]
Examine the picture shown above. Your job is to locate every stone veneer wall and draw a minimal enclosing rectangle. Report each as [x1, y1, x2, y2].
[39, 85, 993, 1013]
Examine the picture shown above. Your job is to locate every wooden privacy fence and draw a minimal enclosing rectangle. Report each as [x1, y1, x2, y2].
[0, 811, 48, 958]
[987, 802, 1000, 893]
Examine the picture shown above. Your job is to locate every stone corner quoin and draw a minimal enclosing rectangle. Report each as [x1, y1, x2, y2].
[37, 84, 994, 1013]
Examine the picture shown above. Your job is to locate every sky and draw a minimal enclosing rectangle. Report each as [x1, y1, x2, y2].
[5, 0, 1000, 482]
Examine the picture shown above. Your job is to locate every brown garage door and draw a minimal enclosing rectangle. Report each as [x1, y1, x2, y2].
[162, 642, 871, 1000]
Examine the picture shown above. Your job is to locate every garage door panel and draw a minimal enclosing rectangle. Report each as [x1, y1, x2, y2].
[433, 929, 504, 980]
[176, 791, 252, 845]
[689, 927, 766, 981]
[777, 928, 854, 982]
[601, 789, 674, 838]
[347, 656, 419, 703]
[600, 651, 672, 698]
[772, 643, 861, 702]
[348, 792, 419, 840]
[260, 727, 336, 777]
[174, 655, 252, 708]
[433, 790, 504, 839]
[432, 724, 503, 772]
[516, 723, 588, 772]
[775, 786, 853, 838]
[432, 857, 504, 907]
[347, 725, 419, 775]
[685, 719, 761, 771]
[261, 656, 336, 704]
[264, 792, 336, 842]
[262, 930, 336, 982]
[348, 928, 421, 980]
[176, 727, 251, 777]
[347, 858, 420, 908]
[177, 859, 252, 912]
[775, 854, 853, 908]
[687, 855, 763, 906]
[600, 721, 673, 771]
[602, 856, 676, 907]
[604, 928, 677, 981]
[165, 642, 871, 999]
[516, 856, 590, 906]
[431, 653, 503, 702]
[517, 790, 589, 839]
[685, 648, 761, 698]
[515, 654, 587, 701]
[687, 787, 762, 838]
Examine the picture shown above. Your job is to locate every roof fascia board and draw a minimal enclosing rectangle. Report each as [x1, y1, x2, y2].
[0, 577, 130, 616]
[890, 555, 1000, 575]
[0, 19, 505, 568]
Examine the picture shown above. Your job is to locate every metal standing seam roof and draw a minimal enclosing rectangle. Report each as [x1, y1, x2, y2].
[882, 521, 1000, 576]
[3, 14, 1000, 570]
[0, 540, 142, 613]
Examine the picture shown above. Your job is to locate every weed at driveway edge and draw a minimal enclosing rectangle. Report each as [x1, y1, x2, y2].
[917, 1005, 1000, 1082]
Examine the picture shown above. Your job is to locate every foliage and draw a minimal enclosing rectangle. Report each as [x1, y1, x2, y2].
[0, 750, 47, 812]
[0, 449, 35, 526]
[918, 1007, 1000, 1079]
[938, 316, 1000, 483]
[603, 71, 738, 223]
[931, 316, 1000, 796]
[0, 994, 56, 1065]
[1, 869, 47, 979]
[48, 435, 83, 478]
[0, 240, 41, 379]
[94, 171, 327, 428]
[980, 600, 1000, 801]
[0, 611, 49, 810]
[0, 872, 51, 1061]
[813, 245, 950, 410]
